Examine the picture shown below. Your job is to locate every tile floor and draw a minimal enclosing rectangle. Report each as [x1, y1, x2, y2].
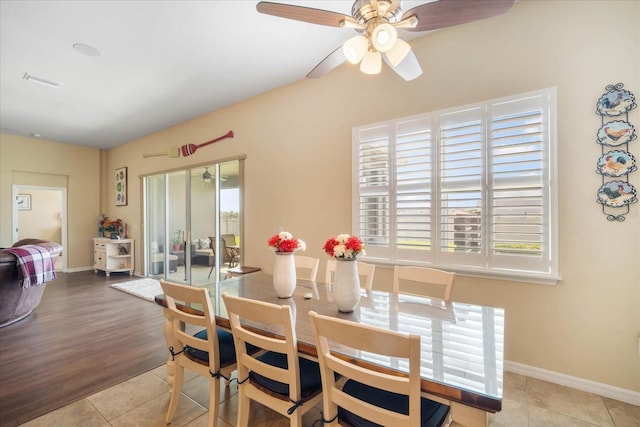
[20, 367, 639, 427]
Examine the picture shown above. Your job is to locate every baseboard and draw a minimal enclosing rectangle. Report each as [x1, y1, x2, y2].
[65, 266, 94, 273]
[63, 266, 142, 277]
[63, 267, 144, 277]
[505, 360, 640, 406]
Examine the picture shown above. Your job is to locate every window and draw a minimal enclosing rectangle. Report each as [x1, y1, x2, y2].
[353, 88, 558, 284]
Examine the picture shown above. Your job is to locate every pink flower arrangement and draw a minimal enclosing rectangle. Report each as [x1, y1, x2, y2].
[323, 234, 365, 259]
[267, 231, 306, 253]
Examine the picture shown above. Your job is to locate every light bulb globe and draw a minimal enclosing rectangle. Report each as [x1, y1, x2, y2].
[342, 35, 368, 64]
[385, 38, 411, 66]
[371, 23, 398, 53]
[360, 50, 382, 74]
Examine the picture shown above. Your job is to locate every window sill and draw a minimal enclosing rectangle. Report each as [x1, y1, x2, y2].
[362, 258, 561, 286]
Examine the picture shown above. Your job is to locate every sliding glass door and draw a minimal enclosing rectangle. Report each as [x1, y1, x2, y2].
[144, 159, 242, 285]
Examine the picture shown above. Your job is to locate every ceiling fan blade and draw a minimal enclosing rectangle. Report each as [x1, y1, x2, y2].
[256, 1, 352, 27]
[306, 47, 346, 79]
[384, 49, 422, 81]
[402, 0, 515, 32]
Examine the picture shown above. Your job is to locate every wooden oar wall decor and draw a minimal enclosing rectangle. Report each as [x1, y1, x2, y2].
[143, 130, 234, 158]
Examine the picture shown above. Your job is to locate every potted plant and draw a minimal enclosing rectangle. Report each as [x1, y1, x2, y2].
[172, 230, 183, 251]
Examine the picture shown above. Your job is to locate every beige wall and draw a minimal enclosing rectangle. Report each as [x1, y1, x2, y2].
[1, 0, 637, 393]
[0, 134, 100, 269]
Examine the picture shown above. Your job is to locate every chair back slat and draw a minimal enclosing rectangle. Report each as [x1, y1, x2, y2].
[393, 266, 455, 301]
[325, 260, 376, 290]
[294, 255, 320, 281]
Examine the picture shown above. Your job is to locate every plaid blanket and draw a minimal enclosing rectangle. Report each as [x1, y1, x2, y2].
[5, 245, 57, 288]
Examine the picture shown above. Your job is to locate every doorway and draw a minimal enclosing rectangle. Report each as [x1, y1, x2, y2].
[11, 185, 68, 271]
[143, 159, 242, 284]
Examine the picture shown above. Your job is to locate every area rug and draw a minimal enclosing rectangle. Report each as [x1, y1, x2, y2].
[110, 278, 162, 302]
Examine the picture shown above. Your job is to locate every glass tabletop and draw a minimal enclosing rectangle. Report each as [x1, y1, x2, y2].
[155, 272, 504, 412]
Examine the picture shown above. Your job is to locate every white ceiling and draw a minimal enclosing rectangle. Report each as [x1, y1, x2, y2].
[0, 0, 429, 149]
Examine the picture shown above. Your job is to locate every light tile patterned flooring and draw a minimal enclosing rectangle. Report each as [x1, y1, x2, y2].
[20, 367, 638, 426]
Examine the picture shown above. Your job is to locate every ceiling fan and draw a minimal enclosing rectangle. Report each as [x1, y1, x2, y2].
[256, 0, 515, 81]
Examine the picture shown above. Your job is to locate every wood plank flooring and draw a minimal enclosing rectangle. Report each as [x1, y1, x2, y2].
[0, 271, 167, 427]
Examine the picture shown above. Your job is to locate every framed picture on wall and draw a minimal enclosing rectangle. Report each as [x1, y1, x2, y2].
[17, 194, 31, 210]
[115, 167, 127, 206]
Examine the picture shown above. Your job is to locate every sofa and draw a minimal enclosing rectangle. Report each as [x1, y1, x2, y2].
[150, 252, 178, 274]
[149, 241, 179, 274]
[0, 238, 63, 327]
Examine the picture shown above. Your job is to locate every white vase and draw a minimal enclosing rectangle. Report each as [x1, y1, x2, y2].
[332, 258, 361, 312]
[273, 252, 296, 298]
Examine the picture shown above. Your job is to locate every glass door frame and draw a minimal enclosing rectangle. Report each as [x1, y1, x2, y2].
[142, 155, 245, 283]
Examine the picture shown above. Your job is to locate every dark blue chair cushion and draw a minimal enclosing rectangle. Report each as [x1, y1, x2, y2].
[249, 351, 322, 396]
[186, 329, 258, 366]
[338, 379, 450, 427]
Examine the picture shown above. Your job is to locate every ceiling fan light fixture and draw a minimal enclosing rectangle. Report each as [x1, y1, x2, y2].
[343, 35, 368, 64]
[371, 23, 397, 52]
[257, 0, 515, 80]
[385, 38, 411, 66]
[360, 50, 382, 74]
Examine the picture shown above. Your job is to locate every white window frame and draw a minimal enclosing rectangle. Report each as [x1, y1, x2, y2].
[353, 88, 559, 285]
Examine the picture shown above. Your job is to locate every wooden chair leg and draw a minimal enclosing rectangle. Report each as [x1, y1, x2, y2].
[237, 391, 251, 427]
[165, 365, 184, 423]
[290, 411, 303, 427]
[208, 378, 220, 427]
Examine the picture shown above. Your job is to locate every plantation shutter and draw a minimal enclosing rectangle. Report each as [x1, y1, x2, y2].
[438, 107, 485, 267]
[395, 116, 433, 262]
[489, 94, 552, 273]
[355, 124, 391, 259]
[353, 88, 557, 282]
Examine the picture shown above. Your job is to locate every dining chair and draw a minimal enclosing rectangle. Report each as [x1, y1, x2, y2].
[309, 311, 450, 427]
[222, 293, 323, 427]
[392, 266, 455, 301]
[208, 236, 239, 278]
[159, 280, 239, 427]
[324, 259, 376, 290]
[293, 255, 320, 281]
[206, 244, 217, 279]
[225, 246, 240, 268]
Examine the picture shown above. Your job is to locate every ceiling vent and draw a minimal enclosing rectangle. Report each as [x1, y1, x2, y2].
[23, 73, 60, 88]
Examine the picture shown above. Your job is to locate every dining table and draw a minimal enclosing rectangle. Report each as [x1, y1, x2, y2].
[154, 272, 505, 427]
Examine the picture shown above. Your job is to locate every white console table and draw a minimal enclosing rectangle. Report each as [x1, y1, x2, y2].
[93, 238, 134, 276]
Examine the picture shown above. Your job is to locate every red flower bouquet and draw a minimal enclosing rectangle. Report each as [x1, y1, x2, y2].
[267, 231, 306, 253]
[323, 234, 365, 259]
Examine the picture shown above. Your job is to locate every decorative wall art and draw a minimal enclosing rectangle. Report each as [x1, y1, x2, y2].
[595, 83, 637, 221]
[115, 167, 128, 206]
[596, 120, 635, 146]
[596, 150, 636, 177]
[596, 88, 636, 116]
[142, 130, 233, 159]
[17, 194, 31, 210]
